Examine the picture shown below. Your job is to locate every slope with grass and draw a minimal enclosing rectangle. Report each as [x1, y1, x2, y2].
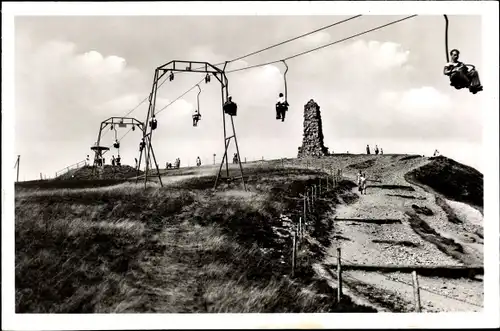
[15, 165, 375, 313]
[15, 154, 484, 313]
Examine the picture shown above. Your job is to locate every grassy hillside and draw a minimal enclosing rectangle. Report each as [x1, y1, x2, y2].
[405, 156, 483, 209]
[56, 165, 143, 180]
[15, 154, 484, 313]
[15, 166, 374, 313]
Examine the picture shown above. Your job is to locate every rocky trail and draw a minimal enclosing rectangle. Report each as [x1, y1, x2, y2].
[317, 156, 484, 312]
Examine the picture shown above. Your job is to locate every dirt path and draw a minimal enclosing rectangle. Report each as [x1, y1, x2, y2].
[319, 157, 484, 312]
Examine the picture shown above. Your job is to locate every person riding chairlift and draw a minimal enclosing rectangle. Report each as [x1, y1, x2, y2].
[192, 110, 201, 127]
[150, 115, 158, 130]
[223, 96, 237, 116]
[443, 49, 483, 94]
[276, 93, 289, 122]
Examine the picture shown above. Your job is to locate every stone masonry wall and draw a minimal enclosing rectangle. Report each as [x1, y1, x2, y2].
[297, 99, 329, 158]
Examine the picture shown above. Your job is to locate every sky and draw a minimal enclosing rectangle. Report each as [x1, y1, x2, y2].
[14, 13, 485, 180]
[3, 3, 500, 330]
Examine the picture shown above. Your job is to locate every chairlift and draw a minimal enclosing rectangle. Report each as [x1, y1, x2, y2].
[192, 84, 202, 127]
[275, 60, 290, 122]
[223, 96, 237, 116]
[113, 129, 120, 149]
[150, 115, 157, 130]
[443, 15, 483, 94]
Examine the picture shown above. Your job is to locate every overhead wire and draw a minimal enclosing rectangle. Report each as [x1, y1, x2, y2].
[226, 15, 418, 74]
[122, 73, 170, 118]
[174, 15, 363, 74]
[155, 77, 206, 116]
[121, 15, 363, 118]
[228, 15, 363, 63]
[112, 15, 416, 121]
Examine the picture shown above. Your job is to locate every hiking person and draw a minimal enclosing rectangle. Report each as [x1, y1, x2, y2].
[375, 145, 379, 155]
[366, 144, 371, 155]
[380, 148, 383, 155]
[196, 156, 201, 167]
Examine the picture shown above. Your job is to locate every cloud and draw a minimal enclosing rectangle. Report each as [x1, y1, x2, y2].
[155, 98, 194, 117]
[348, 40, 410, 70]
[94, 94, 149, 116]
[300, 31, 331, 45]
[72, 51, 129, 77]
[328, 85, 479, 142]
[16, 37, 145, 125]
[378, 86, 453, 118]
[295, 39, 413, 90]
[15, 36, 147, 177]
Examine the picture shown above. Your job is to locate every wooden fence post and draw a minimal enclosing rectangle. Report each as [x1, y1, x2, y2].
[337, 247, 342, 303]
[307, 187, 312, 212]
[303, 196, 307, 234]
[311, 186, 314, 204]
[299, 216, 302, 238]
[412, 271, 421, 312]
[291, 231, 297, 278]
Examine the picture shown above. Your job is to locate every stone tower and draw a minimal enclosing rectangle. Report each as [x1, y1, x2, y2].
[297, 99, 329, 158]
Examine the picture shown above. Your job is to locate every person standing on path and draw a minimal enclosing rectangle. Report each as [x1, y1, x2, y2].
[356, 170, 362, 191]
[360, 173, 367, 195]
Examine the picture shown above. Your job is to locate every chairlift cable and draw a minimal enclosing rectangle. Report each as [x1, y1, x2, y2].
[123, 74, 170, 118]
[228, 15, 363, 63]
[117, 15, 365, 119]
[155, 77, 206, 116]
[227, 15, 418, 74]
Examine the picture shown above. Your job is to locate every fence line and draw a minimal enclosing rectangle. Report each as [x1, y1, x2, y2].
[334, 255, 483, 309]
[277, 158, 482, 311]
[55, 159, 87, 177]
